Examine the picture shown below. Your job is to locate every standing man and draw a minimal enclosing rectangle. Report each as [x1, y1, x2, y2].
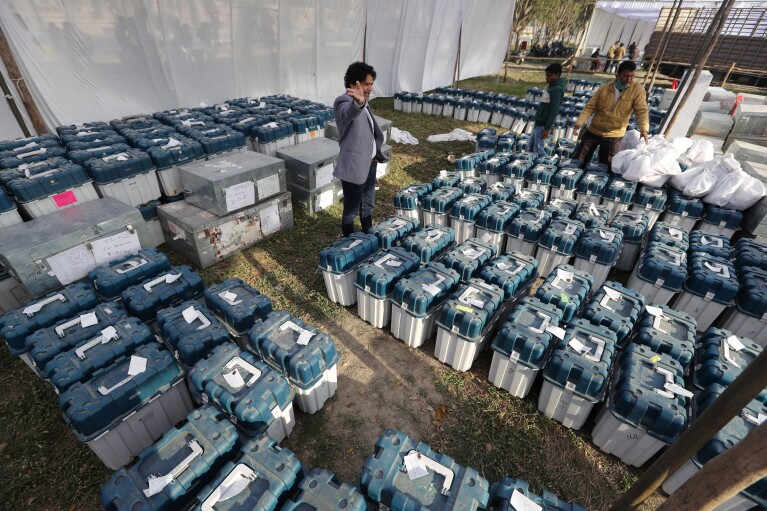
[574, 61, 649, 168]
[529, 63, 567, 159]
[603, 41, 619, 72]
[333, 62, 388, 237]
[613, 43, 626, 69]
[628, 41, 639, 62]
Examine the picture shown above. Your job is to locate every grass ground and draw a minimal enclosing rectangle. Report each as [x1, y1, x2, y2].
[0, 71, 665, 510]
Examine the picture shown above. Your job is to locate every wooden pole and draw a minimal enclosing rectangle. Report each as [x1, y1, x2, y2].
[0, 25, 46, 134]
[453, 24, 462, 88]
[503, 21, 515, 82]
[566, 59, 574, 84]
[721, 61, 737, 87]
[656, 421, 767, 511]
[644, 0, 680, 86]
[648, 0, 684, 93]
[608, 341, 767, 511]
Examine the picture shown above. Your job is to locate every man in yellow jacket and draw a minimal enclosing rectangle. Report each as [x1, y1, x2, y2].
[574, 61, 649, 168]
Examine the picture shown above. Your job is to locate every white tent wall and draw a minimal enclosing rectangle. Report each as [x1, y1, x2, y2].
[0, 0, 512, 131]
[0, 56, 33, 139]
[582, 8, 657, 57]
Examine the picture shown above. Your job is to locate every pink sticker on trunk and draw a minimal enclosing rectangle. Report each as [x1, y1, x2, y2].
[52, 190, 77, 208]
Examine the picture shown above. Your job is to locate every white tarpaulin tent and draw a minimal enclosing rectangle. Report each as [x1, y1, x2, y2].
[0, 0, 515, 131]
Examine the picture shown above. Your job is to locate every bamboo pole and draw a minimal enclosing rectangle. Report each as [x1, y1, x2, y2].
[648, 0, 684, 93]
[644, 0, 680, 86]
[0, 25, 46, 134]
[721, 61, 737, 87]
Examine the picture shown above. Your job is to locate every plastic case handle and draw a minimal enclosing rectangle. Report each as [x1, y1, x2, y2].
[23, 293, 66, 317]
[143, 273, 182, 293]
[75, 327, 119, 360]
[217, 290, 242, 306]
[55, 313, 98, 337]
[201, 463, 257, 509]
[223, 356, 262, 388]
[704, 261, 731, 279]
[401, 450, 455, 495]
[458, 287, 486, 308]
[101, 152, 129, 163]
[143, 440, 204, 497]
[16, 147, 47, 159]
[529, 312, 552, 334]
[24, 167, 61, 180]
[114, 258, 148, 274]
[425, 229, 445, 242]
[700, 235, 724, 248]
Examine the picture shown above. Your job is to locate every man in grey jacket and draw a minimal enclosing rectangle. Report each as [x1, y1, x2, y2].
[333, 61, 388, 236]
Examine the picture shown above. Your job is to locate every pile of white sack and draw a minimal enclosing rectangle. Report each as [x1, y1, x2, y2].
[612, 131, 765, 211]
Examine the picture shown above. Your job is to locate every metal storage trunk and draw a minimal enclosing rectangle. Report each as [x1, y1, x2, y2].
[25, 301, 128, 377]
[689, 230, 731, 259]
[627, 244, 688, 306]
[180, 152, 286, 216]
[592, 346, 688, 467]
[156, 301, 231, 368]
[539, 320, 617, 430]
[733, 239, 767, 271]
[369, 216, 419, 250]
[632, 185, 667, 229]
[602, 178, 636, 220]
[550, 168, 583, 200]
[698, 204, 743, 239]
[502, 160, 534, 190]
[572, 226, 623, 289]
[575, 171, 609, 206]
[355, 247, 421, 328]
[394, 182, 432, 223]
[88, 248, 171, 300]
[478, 251, 538, 310]
[582, 281, 644, 348]
[535, 218, 584, 278]
[138, 200, 164, 247]
[434, 279, 504, 371]
[574, 201, 610, 228]
[449, 193, 492, 244]
[542, 198, 577, 220]
[45, 316, 154, 394]
[431, 170, 462, 189]
[400, 224, 455, 265]
[421, 186, 462, 227]
[0, 197, 150, 298]
[633, 304, 697, 371]
[318, 233, 379, 306]
[474, 201, 519, 254]
[247, 310, 339, 415]
[203, 278, 273, 346]
[511, 188, 545, 211]
[189, 433, 302, 511]
[663, 191, 704, 231]
[188, 345, 295, 440]
[487, 476, 588, 511]
[0, 270, 31, 315]
[648, 222, 690, 251]
[525, 164, 556, 202]
[535, 265, 593, 322]
[719, 266, 767, 346]
[284, 468, 367, 511]
[673, 254, 739, 331]
[121, 266, 205, 322]
[157, 192, 293, 268]
[485, 181, 516, 203]
[505, 208, 551, 257]
[389, 263, 461, 347]
[360, 429, 490, 511]
[276, 138, 339, 192]
[6, 164, 100, 218]
[610, 211, 649, 271]
[441, 238, 497, 282]
[60, 342, 194, 469]
[99, 405, 238, 510]
[489, 298, 564, 398]
[287, 177, 343, 215]
[693, 328, 764, 399]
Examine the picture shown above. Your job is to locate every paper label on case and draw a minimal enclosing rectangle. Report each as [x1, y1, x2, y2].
[403, 452, 429, 480]
[260, 204, 281, 236]
[315, 163, 335, 188]
[52, 190, 78, 208]
[80, 312, 98, 328]
[510, 490, 543, 511]
[91, 230, 142, 266]
[47, 243, 97, 286]
[128, 355, 147, 376]
[224, 181, 256, 212]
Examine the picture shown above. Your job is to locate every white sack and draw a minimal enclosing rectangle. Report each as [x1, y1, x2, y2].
[679, 139, 715, 168]
[619, 130, 642, 151]
[426, 128, 476, 143]
[391, 127, 419, 145]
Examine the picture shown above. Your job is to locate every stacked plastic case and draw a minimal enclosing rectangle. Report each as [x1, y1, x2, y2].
[434, 278, 504, 371]
[534, 265, 593, 322]
[591, 345, 688, 466]
[689, 231, 731, 259]
[421, 186, 462, 227]
[610, 211, 649, 271]
[134, 134, 205, 197]
[458, 177, 488, 196]
[360, 429, 490, 511]
[86, 147, 161, 207]
[525, 164, 556, 201]
[99, 405, 237, 509]
[431, 170, 461, 189]
[156, 301, 231, 368]
[733, 239, 767, 271]
[121, 266, 205, 322]
[400, 224, 455, 265]
[601, 177, 636, 221]
[536, 218, 584, 278]
[575, 171, 609, 207]
[489, 297, 564, 398]
[633, 304, 697, 372]
[502, 160, 534, 190]
[485, 181, 516, 202]
[697, 204, 743, 239]
[573, 226, 623, 288]
[455, 154, 482, 180]
[318, 233, 379, 306]
[449, 193, 492, 244]
[663, 191, 704, 231]
[648, 222, 690, 251]
[478, 251, 538, 319]
[473, 201, 519, 254]
[393, 182, 432, 222]
[505, 208, 551, 257]
[627, 244, 688, 306]
[87, 250, 169, 302]
[389, 262, 462, 347]
[6, 161, 100, 218]
[283, 468, 367, 511]
[369, 216, 419, 249]
[719, 265, 767, 346]
[476, 156, 510, 186]
[189, 433, 303, 511]
[59, 342, 194, 469]
[672, 254, 739, 331]
[581, 281, 644, 348]
[692, 328, 764, 398]
[203, 278, 273, 348]
[511, 188, 545, 210]
[248, 311, 339, 414]
[441, 237, 497, 282]
[539, 320, 617, 429]
[544, 197, 578, 219]
[632, 185, 667, 229]
[574, 201, 610, 228]
[355, 247, 421, 327]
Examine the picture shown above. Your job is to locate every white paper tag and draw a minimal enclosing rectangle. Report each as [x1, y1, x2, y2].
[317, 189, 334, 211]
[386, 259, 402, 267]
[162, 137, 182, 149]
[564, 223, 577, 235]
[588, 203, 599, 216]
[256, 173, 281, 199]
[223, 291, 238, 302]
[726, 335, 746, 351]
[223, 368, 245, 388]
[604, 287, 622, 301]
[315, 163, 335, 188]
[182, 305, 198, 324]
[128, 355, 147, 376]
[79, 312, 98, 328]
[556, 268, 573, 282]
[224, 181, 256, 212]
[497, 262, 510, 271]
[546, 325, 566, 339]
[568, 338, 591, 356]
[481, 232, 492, 243]
[101, 326, 118, 341]
[297, 330, 314, 346]
[403, 452, 429, 480]
[145, 474, 174, 497]
[440, 170, 447, 176]
[646, 305, 664, 317]
[422, 284, 441, 296]
[91, 230, 142, 266]
[47, 243, 97, 286]
[259, 204, 281, 236]
[510, 490, 543, 511]
[664, 382, 693, 398]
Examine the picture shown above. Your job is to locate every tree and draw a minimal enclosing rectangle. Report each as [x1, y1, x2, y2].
[533, 0, 595, 44]
[511, 0, 536, 51]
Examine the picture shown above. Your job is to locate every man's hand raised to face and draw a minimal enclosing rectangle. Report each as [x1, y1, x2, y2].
[347, 81, 366, 107]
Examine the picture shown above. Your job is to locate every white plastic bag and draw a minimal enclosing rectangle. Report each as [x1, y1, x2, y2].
[671, 136, 694, 155]
[621, 136, 682, 186]
[679, 139, 715, 167]
[622, 153, 652, 182]
[704, 169, 747, 207]
[669, 161, 724, 197]
[619, 130, 642, 151]
[391, 127, 419, 145]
